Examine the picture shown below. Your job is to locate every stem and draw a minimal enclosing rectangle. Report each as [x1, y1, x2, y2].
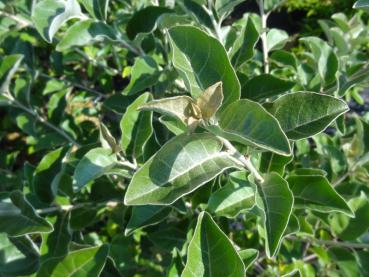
[220, 137, 264, 183]
[0, 11, 31, 27]
[37, 72, 106, 98]
[303, 254, 317, 263]
[288, 236, 369, 249]
[4, 93, 80, 147]
[257, 0, 270, 74]
[36, 200, 121, 214]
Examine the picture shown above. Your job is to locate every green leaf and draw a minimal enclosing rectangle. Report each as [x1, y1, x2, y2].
[32, 0, 83, 43]
[241, 74, 294, 101]
[287, 175, 353, 216]
[159, 115, 187, 135]
[125, 205, 173, 236]
[40, 213, 71, 258]
[354, 0, 369, 11]
[0, 54, 23, 94]
[168, 25, 240, 108]
[230, 17, 259, 68]
[99, 122, 119, 152]
[39, 245, 109, 276]
[123, 56, 160, 96]
[210, 99, 291, 156]
[179, 0, 213, 29]
[238, 249, 259, 270]
[120, 92, 153, 159]
[124, 133, 240, 205]
[215, 0, 244, 18]
[126, 6, 172, 40]
[264, 0, 284, 11]
[182, 211, 245, 277]
[329, 192, 369, 240]
[109, 235, 137, 275]
[33, 146, 69, 203]
[270, 50, 297, 69]
[56, 19, 116, 51]
[0, 191, 53, 236]
[259, 152, 293, 175]
[79, 0, 109, 20]
[300, 37, 339, 84]
[73, 147, 117, 191]
[0, 234, 39, 276]
[328, 247, 360, 277]
[167, 248, 185, 277]
[256, 173, 293, 257]
[38, 213, 72, 275]
[70, 206, 98, 230]
[269, 92, 349, 140]
[267, 29, 289, 51]
[207, 171, 256, 218]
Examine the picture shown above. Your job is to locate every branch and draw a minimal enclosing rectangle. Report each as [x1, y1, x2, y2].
[220, 137, 264, 183]
[0, 11, 31, 28]
[38, 72, 107, 98]
[36, 200, 122, 214]
[257, 0, 270, 74]
[288, 236, 369, 249]
[3, 93, 80, 147]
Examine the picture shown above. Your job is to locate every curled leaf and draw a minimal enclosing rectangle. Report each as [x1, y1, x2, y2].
[196, 81, 224, 120]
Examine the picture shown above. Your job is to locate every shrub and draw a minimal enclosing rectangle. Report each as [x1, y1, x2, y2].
[1, 0, 369, 276]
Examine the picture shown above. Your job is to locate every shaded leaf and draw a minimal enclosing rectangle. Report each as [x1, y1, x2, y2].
[182, 211, 245, 277]
[300, 37, 339, 84]
[159, 115, 187, 135]
[79, 0, 109, 20]
[73, 147, 117, 191]
[0, 54, 23, 94]
[230, 17, 259, 68]
[241, 74, 294, 101]
[123, 56, 160, 96]
[125, 205, 173, 236]
[120, 92, 153, 159]
[33, 146, 69, 203]
[127, 6, 172, 40]
[0, 234, 39, 276]
[207, 171, 255, 218]
[328, 247, 360, 277]
[124, 133, 240, 205]
[259, 152, 293, 175]
[0, 191, 53, 236]
[329, 192, 369, 240]
[215, 0, 244, 18]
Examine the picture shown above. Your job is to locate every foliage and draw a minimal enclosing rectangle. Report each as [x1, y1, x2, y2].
[1, 0, 369, 276]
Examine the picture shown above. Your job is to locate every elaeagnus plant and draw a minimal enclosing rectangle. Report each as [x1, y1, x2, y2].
[1, 0, 369, 276]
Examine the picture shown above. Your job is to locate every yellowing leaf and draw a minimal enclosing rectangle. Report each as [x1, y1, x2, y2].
[196, 81, 223, 120]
